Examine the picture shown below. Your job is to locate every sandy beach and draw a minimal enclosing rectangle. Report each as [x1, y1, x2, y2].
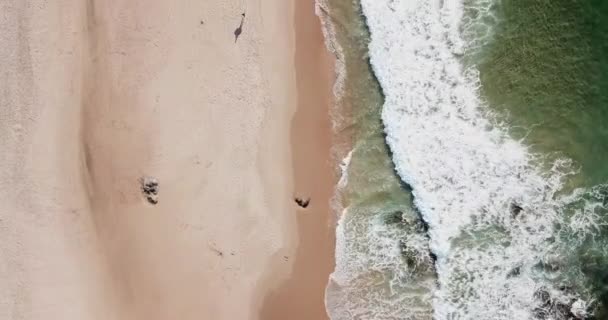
[0, 0, 334, 319]
[260, 0, 335, 319]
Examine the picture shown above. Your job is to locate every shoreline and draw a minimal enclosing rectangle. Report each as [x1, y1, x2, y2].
[259, 0, 337, 318]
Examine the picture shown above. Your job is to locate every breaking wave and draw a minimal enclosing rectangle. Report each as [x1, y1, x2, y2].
[359, 0, 606, 318]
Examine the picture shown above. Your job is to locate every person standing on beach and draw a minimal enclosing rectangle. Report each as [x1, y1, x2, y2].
[234, 13, 246, 43]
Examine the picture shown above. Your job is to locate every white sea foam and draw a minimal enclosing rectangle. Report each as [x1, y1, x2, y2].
[326, 205, 436, 320]
[360, 0, 595, 318]
[316, 2, 435, 317]
[338, 149, 354, 188]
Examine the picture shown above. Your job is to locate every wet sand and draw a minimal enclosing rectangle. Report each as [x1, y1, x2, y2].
[259, 0, 336, 319]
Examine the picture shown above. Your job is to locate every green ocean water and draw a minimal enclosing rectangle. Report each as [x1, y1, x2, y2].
[472, 0, 608, 188]
[324, 0, 608, 318]
[470, 0, 608, 317]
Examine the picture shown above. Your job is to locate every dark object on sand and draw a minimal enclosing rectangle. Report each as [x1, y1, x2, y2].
[140, 176, 159, 205]
[294, 197, 310, 208]
[234, 13, 246, 43]
[211, 247, 224, 257]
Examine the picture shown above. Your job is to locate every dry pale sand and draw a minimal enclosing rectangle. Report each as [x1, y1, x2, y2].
[0, 0, 335, 319]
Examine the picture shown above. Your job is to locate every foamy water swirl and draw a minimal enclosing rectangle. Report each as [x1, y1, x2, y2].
[361, 0, 594, 318]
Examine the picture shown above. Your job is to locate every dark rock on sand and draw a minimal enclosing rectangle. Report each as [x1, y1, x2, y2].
[294, 197, 310, 208]
[140, 176, 159, 205]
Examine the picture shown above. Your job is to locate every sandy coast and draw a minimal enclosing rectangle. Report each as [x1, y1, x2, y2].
[260, 0, 336, 319]
[1, 0, 335, 319]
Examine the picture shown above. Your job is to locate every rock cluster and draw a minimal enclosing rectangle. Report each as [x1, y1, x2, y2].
[140, 177, 159, 205]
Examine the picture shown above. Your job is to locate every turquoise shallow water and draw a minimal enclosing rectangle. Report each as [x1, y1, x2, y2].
[323, 0, 608, 318]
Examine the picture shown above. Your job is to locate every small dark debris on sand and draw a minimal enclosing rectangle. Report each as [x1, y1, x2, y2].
[294, 197, 310, 208]
[234, 13, 246, 43]
[211, 248, 224, 257]
[140, 176, 159, 205]
[208, 242, 226, 258]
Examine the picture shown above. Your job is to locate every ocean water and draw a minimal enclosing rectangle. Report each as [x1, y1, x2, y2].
[321, 0, 608, 319]
[320, 1, 435, 319]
